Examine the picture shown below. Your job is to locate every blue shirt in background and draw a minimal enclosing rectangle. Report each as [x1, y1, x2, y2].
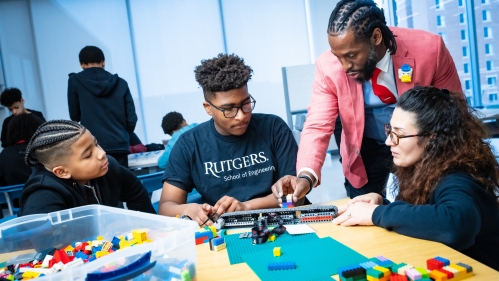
[157, 123, 198, 169]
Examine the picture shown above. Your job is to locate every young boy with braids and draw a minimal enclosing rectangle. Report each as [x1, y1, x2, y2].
[18, 120, 156, 216]
[158, 54, 299, 225]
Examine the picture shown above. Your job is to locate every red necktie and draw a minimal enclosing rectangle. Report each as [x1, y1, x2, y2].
[371, 68, 397, 104]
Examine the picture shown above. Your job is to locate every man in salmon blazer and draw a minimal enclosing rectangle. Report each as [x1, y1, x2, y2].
[272, 0, 462, 202]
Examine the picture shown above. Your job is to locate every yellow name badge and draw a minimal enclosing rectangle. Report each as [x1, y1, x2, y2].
[398, 64, 413, 83]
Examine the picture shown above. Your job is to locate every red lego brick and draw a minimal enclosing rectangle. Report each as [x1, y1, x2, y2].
[438, 268, 454, 279]
[389, 275, 408, 281]
[427, 258, 444, 270]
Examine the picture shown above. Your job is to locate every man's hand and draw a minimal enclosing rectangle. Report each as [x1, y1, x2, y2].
[183, 203, 214, 225]
[332, 202, 378, 226]
[337, 193, 383, 216]
[213, 196, 249, 216]
[271, 175, 311, 203]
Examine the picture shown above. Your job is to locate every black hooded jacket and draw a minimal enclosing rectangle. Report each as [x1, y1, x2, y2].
[68, 67, 137, 153]
[18, 156, 155, 216]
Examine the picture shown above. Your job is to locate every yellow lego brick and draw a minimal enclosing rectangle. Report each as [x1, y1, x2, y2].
[268, 235, 276, 242]
[273, 247, 281, 257]
[430, 269, 448, 281]
[366, 276, 389, 281]
[97, 236, 104, 240]
[215, 243, 226, 251]
[64, 245, 74, 252]
[373, 266, 391, 277]
[132, 229, 147, 244]
[119, 235, 125, 240]
[101, 242, 112, 252]
[22, 271, 41, 279]
[145, 239, 153, 243]
[119, 240, 131, 249]
[208, 225, 217, 236]
[96, 251, 110, 258]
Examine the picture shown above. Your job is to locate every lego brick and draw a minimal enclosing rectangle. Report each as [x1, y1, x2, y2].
[429, 269, 447, 281]
[267, 261, 296, 270]
[456, 262, 473, 273]
[214, 243, 226, 251]
[366, 268, 384, 278]
[373, 266, 391, 277]
[433, 256, 450, 266]
[415, 267, 430, 279]
[389, 275, 408, 281]
[405, 268, 421, 280]
[360, 261, 379, 269]
[438, 268, 454, 279]
[273, 247, 281, 257]
[339, 265, 366, 278]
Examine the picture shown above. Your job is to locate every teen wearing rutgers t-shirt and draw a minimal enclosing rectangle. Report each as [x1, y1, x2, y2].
[159, 54, 298, 225]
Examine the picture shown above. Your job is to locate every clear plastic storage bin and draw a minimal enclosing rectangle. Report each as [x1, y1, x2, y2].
[0, 205, 198, 280]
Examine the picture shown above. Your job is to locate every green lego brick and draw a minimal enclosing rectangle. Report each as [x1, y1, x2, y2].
[415, 267, 429, 278]
[392, 262, 407, 274]
[240, 236, 368, 281]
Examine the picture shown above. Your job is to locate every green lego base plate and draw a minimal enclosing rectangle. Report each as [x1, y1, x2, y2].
[242, 237, 368, 281]
[225, 232, 368, 281]
[225, 232, 319, 264]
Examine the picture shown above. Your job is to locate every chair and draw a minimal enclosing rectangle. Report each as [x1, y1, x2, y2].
[0, 184, 24, 216]
[137, 171, 164, 196]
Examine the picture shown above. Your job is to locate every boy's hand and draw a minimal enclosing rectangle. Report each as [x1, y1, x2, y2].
[184, 203, 214, 225]
[213, 196, 249, 216]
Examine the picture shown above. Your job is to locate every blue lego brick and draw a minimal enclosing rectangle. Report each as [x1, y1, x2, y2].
[359, 261, 378, 269]
[338, 264, 366, 278]
[434, 256, 450, 266]
[267, 261, 296, 270]
[213, 237, 225, 246]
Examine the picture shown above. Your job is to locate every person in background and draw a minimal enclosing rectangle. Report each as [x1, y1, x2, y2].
[0, 88, 46, 148]
[272, 0, 462, 203]
[157, 112, 197, 169]
[0, 114, 44, 186]
[129, 132, 147, 154]
[333, 86, 499, 271]
[18, 120, 155, 216]
[68, 46, 137, 167]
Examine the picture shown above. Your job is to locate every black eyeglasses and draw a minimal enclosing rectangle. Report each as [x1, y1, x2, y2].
[207, 95, 256, 118]
[384, 124, 428, 146]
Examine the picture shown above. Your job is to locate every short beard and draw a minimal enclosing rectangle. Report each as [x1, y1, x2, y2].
[355, 45, 378, 84]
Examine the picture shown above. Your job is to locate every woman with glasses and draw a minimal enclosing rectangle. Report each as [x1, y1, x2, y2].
[158, 54, 299, 225]
[332, 86, 499, 271]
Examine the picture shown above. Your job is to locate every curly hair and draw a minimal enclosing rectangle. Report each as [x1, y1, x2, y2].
[392, 86, 499, 205]
[0, 88, 23, 107]
[7, 113, 44, 146]
[161, 111, 184, 136]
[328, 0, 397, 55]
[194, 53, 253, 100]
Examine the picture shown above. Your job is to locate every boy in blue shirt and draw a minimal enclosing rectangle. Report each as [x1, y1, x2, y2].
[157, 112, 197, 169]
[158, 54, 298, 225]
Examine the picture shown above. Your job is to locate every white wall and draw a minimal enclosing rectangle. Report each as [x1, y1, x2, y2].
[0, 0, 342, 144]
[29, 0, 145, 139]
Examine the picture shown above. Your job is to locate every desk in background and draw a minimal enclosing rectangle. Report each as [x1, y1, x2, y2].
[195, 198, 499, 280]
[128, 150, 164, 175]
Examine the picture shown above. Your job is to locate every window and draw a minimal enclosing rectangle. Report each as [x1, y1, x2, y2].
[461, 30, 466, 40]
[485, 44, 493, 54]
[483, 10, 491, 21]
[465, 80, 471, 90]
[438, 32, 447, 43]
[464, 63, 469, 73]
[437, 15, 445, 27]
[458, 0, 464, 7]
[487, 61, 494, 71]
[435, 0, 441, 9]
[488, 77, 497, 86]
[481, 0, 489, 4]
[462, 46, 467, 57]
[489, 93, 498, 102]
[484, 27, 492, 38]
[460, 13, 465, 24]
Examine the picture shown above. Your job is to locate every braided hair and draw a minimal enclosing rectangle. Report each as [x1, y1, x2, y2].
[194, 53, 253, 100]
[161, 111, 184, 136]
[25, 120, 86, 168]
[328, 0, 397, 55]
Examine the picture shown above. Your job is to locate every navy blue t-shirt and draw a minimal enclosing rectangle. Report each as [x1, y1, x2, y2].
[162, 113, 298, 206]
